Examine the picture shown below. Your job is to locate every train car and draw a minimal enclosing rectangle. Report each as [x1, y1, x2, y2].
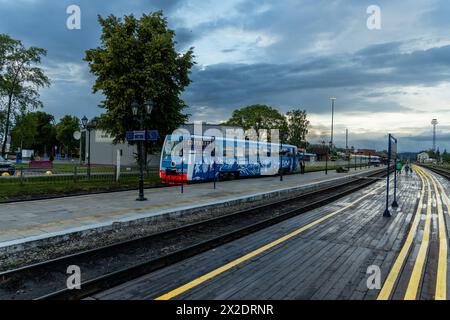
[297, 152, 317, 163]
[350, 154, 381, 166]
[160, 134, 298, 183]
[369, 155, 381, 166]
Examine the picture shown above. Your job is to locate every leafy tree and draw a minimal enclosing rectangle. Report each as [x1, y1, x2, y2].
[442, 149, 450, 163]
[56, 115, 80, 157]
[427, 149, 438, 159]
[10, 111, 55, 156]
[286, 109, 309, 148]
[224, 104, 288, 142]
[84, 12, 195, 147]
[0, 34, 50, 156]
[10, 113, 38, 151]
[306, 143, 329, 160]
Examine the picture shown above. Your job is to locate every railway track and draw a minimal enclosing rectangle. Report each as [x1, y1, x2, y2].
[0, 169, 386, 300]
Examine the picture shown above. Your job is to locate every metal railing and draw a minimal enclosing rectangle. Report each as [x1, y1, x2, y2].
[0, 165, 159, 185]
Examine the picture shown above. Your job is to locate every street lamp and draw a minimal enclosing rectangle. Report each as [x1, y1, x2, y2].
[280, 132, 288, 181]
[330, 97, 336, 150]
[131, 98, 154, 201]
[322, 140, 328, 175]
[351, 146, 355, 171]
[81, 116, 94, 178]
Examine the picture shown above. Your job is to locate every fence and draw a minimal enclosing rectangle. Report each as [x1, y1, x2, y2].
[0, 164, 160, 186]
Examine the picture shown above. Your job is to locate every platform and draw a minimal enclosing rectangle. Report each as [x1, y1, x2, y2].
[0, 167, 383, 269]
[91, 166, 450, 300]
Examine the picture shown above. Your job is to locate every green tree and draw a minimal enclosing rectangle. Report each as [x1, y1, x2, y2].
[225, 104, 288, 142]
[10, 111, 55, 156]
[0, 34, 50, 156]
[286, 109, 309, 148]
[56, 115, 80, 157]
[10, 113, 38, 151]
[84, 12, 195, 147]
[307, 143, 329, 160]
[442, 149, 450, 163]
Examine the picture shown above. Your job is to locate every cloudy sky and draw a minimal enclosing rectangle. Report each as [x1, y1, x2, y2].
[1, 0, 449, 152]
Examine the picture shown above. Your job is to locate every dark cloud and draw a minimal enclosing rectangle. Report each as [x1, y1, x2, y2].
[1, 0, 449, 152]
[183, 44, 450, 115]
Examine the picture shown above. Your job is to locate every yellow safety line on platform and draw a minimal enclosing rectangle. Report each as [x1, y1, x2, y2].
[377, 165, 426, 300]
[429, 172, 448, 300]
[404, 167, 432, 300]
[155, 184, 385, 300]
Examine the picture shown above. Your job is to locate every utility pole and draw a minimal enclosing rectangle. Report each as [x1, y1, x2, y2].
[346, 130, 350, 171]
[432, 119, 438, 152]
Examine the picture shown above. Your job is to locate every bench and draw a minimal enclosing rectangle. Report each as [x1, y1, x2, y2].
[336, 166, 349, 173]
[29, 160, 53, 168]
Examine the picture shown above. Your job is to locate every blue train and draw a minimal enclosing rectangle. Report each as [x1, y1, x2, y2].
[160, 134, 300, 183]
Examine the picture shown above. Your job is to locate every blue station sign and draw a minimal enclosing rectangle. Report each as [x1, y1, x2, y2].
[126, 130, 159, 142]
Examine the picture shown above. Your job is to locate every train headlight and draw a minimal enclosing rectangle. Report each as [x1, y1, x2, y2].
[171, 161, 176, 167]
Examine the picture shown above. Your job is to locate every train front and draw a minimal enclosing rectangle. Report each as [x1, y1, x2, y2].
[159, 135, 188, 184]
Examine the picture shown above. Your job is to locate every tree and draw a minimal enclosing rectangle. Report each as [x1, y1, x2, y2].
[0, 34, 50, 156]
[442, 149, 450, 164]
[10, 113, 38, 151]
[286, 109, 309, 148]
[10, 111, 55, 156]
[56, 115, 80, 157]
[307, 143, 329, 161]
[224, 104, 288, 142]
[84, 12, 195, 147]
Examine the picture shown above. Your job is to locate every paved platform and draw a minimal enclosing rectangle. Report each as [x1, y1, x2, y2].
[91, 166, 450, 300]
[0, 167, 381, 248]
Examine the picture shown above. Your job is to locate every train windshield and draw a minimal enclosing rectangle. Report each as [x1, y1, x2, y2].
[163, 139, 180, 160]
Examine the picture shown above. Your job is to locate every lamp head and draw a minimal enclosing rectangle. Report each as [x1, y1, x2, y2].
[144, 98, 154, 114]
[131, 100, 139, 116]
[81, 116, 88, 128]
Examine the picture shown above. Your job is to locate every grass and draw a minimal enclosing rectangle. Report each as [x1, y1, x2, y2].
[0, 174, 161, 202]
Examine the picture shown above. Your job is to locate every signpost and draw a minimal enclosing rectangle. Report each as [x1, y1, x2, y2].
[126, 130, 159, 200]
[384, 134, 398, 217]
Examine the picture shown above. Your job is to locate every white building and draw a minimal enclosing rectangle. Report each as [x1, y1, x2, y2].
[82, 129, 137, 166]
[417, 152, 433, 163]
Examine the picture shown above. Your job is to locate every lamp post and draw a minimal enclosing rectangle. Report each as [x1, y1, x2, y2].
[131, 98, 154, 201]
[81, 116, 96, 179]
[351, 146, 355, 170]
[322, 140, 328, 175]
[330, 97, 336, 150]
[212, 136, 216, 190]
[280, 132, 288, 181]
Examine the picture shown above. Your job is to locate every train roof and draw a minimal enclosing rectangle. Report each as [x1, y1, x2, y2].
[165, 134, 298, 148]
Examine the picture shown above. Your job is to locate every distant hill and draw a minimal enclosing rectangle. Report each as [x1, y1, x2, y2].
[397, 152, 418, 161]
